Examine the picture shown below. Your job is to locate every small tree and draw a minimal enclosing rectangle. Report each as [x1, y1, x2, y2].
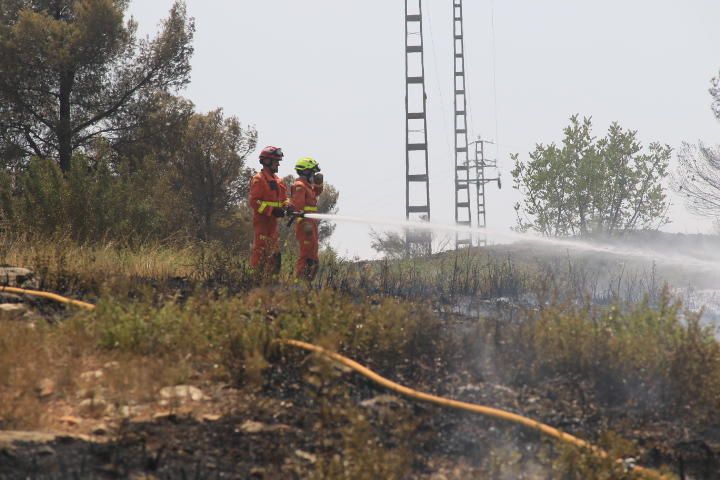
[672, 70, 720, 223]
[316, 183, 339, 242]
[370, 231, 409, 259]
[0, 0, 194, 172]
[512, 115, 670, 237]
[174, 109, 257, 239]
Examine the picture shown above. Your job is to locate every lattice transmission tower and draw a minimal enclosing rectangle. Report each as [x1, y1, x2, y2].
[468, 137, 501, 245]
[404, 0, 432, 252]
[452, 0, 472, 248]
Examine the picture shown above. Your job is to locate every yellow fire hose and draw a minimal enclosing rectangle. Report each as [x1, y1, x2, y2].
[0, 286, 96, 310]
[0, 285, 670, 479]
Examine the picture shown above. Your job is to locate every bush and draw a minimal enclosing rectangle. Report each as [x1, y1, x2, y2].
[84, 288, 446, 385]
[2, 156, 170, 243]
[494, 290, 720, 411]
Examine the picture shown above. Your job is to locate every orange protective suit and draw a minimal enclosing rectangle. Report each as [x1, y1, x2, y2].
[249, 168, 288, 275]
[290, 178, 323, 280]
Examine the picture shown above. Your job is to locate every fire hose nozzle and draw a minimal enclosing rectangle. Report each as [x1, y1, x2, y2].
[286, 211, 305, 227]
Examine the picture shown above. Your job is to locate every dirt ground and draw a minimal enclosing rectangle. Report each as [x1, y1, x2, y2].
[2, 309, 719, 480]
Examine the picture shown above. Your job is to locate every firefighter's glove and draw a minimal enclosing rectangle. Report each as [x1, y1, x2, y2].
[313, 173, 324, 185]
[286, 211, 305, 227]
[271, 207, 286, 218]
[302, 221, 314, 235]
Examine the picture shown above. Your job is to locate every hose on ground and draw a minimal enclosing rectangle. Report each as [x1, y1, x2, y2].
[280, 338, 668, 480]
[0, 286, 670, 479]
[0, 286, 96, 310]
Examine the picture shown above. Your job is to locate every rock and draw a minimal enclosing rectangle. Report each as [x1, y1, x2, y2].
[236, 420, 294, 434]
[152, 411, 176, 421]
[35, 378, 55, 398]
[360, 394, 404, 409]
[249, 467, 266, 478]
[201, 413, 222, 422]
[80, 369, 104, 381]
[92, 424, 109, 436]
[0, 303, 26, 319]
[59, 416, 82, 426]
[264, 424, 296, 433]
[79, 397, 108, 413]
[0, 431, 57, 449]
[36, 445, 55, 456]
[294, 450, 317, 464]
[159, 385, 206, 402]
[119, 405, 147, 418]
[0, 267, 37, 288]
[0, 431, 98, 453]
[238, 420, 265, 433]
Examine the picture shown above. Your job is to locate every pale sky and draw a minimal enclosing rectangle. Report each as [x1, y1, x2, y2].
[129, 1, 720, 258]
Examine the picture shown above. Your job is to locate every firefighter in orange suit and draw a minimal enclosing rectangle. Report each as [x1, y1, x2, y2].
[290, 157, 323, 281]
[249, 146, 288, 275]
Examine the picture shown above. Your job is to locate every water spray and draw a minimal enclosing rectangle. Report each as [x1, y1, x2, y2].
[305, 213, 720, 273]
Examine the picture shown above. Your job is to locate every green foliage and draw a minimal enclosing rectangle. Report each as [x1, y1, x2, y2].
[84, 288, 445, 384]
[173, 109, 257, 239]
[495, 291, 720, 411]
[0, 1, 344, 248]
[512, 115, 670, 237]
[0, 0, 194, 171]
[316, 182, 339, 242]
[1, 156, 168, 242]
[0, 109, 265, 245]
[552, 433, 648, 480]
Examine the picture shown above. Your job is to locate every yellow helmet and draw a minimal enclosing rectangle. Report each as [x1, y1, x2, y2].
[295, 157, 320, 173]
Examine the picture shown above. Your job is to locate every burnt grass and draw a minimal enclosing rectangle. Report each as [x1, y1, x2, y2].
[2, 248, 720, 479]
[3, 344, 719, 479]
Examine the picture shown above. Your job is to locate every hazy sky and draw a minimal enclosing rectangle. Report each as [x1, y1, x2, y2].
[129, 1, 720, 258]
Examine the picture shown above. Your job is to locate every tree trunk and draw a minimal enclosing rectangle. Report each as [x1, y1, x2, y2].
[58, 71, 73, 172]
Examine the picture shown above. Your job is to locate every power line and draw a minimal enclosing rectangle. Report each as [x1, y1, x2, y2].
[425, 5, 455, 187]
[490, 0, 501, 172]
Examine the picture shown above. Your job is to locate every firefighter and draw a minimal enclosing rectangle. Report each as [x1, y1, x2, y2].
[290, 157, 323, 281]
[248, 146, 288, 276]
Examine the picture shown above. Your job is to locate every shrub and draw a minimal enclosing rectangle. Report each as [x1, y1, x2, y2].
[494, 290, 720, 411]
[82, 288, 447, 385]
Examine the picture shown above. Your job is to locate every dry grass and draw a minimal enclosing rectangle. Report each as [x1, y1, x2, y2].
[1, 236, 196, 293]
[0, 240, 715, 478]
[0, 286, 446, 430]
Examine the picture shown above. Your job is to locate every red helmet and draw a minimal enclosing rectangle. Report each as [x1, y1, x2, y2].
[259, 146, 284, 161]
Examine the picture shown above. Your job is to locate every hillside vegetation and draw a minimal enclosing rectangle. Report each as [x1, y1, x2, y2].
[2, 239, 719, 478]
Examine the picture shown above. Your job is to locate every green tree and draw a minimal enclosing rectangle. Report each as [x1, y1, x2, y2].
[512, 115, 670, 237]
[110, 92, 195, 171]
[316, 183, 339, 242]
[173, 109, 257, 239]
[0, 0, 194, 172]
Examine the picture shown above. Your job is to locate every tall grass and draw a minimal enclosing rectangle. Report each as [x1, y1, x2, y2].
[318, 246, 670, 309]
[479, 290, 720, 412]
